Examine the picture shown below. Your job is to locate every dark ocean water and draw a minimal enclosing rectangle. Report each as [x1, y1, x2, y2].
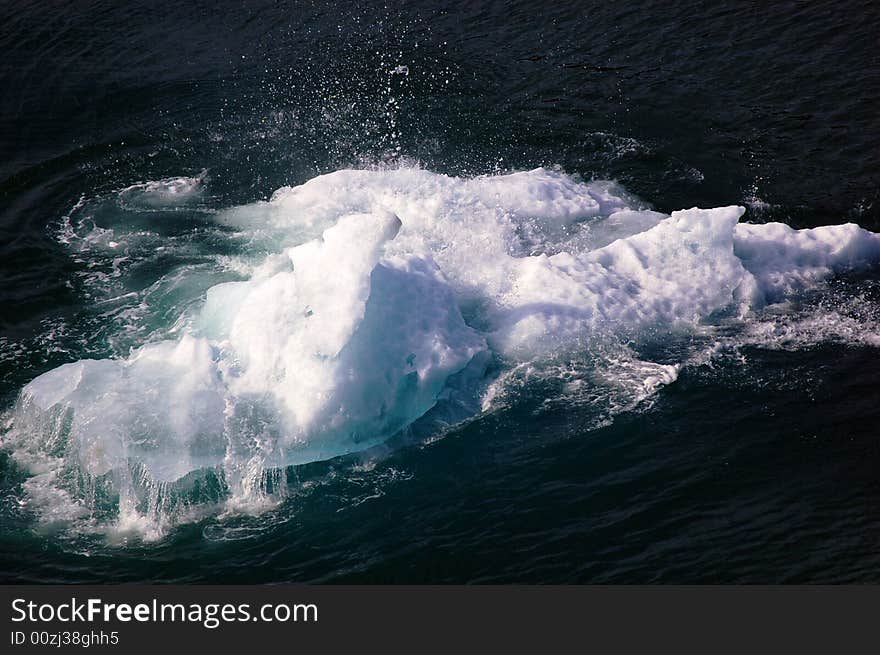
[1, 0, 880, 583]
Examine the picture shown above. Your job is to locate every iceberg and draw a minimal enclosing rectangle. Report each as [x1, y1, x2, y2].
[6, 166, 880, 533]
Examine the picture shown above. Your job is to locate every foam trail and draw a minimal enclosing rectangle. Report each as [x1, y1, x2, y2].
[118, 170, 208, 210]
[4, 167, 880, 536]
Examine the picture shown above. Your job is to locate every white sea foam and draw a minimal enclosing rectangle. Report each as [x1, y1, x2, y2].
[117, 170, 208, 210]
[5, 166, 880, 535]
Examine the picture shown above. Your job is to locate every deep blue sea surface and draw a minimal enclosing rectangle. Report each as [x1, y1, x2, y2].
[2, 0, 880, 583]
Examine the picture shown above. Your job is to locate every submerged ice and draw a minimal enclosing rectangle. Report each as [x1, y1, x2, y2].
[6, 166, 880, 532]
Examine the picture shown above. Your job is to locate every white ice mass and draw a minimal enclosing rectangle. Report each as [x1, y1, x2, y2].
[5, 167, 880, 530]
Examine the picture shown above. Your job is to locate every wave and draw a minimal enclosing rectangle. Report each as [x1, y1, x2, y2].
[3, 166, 880, 537]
